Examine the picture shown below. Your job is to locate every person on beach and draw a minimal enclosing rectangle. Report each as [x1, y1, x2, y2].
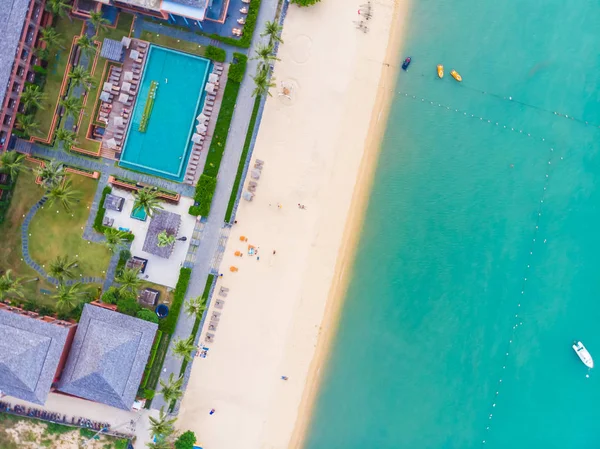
[281, 376, 289, 380]
[209, 408, 215, 415]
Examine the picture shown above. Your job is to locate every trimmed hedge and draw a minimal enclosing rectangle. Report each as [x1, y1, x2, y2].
[224, 95, 261, 222]
[137, 308, 160, 324]
[203, 79, 241, 178]
[141, 330, 166, 390]
[93, 186, 112, 232]
[206, 45, 226, 62]
[189, 174, 216, 217]
[159, 267, 191, 335]
[228, 53, 248, 83]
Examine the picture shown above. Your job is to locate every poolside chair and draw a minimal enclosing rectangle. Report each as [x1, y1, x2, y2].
[248, 181, 257, 193]
[237, 17, 246, 25]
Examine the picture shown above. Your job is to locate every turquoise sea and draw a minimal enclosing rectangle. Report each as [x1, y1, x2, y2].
[304, 0, 600, 447]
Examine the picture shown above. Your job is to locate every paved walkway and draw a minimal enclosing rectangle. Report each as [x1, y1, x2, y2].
[133, 20, 242, 62]
[152, 0, 280, 411]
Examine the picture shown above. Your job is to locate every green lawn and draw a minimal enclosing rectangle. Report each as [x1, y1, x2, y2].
[33, 18, 85, 139]
[28, 174, 111, 279]
[140, 30, 207, 57]
[0, 162, 59, 305]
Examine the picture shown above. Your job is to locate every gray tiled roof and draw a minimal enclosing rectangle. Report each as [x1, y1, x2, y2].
[0, 310, 69, 405]
[100, 38, 124, 62]
[57, 304, 157, 410]
[0, 0, 30, 110]
[142, 210, 181, 259]
[104, 193, 124, 211]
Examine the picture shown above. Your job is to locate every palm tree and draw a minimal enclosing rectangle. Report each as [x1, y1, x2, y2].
[253, 43, 279, 69]
[0, 150, 25, 180]
[89, 11, 110, 37]
[34, 160, 66, 189]
[16, 114, 40, 136]
[157, 230, 175, 248]
[21, 85, 46, 112]
[0, 270, 24, 300]
[115, 267, 142, 297]
[146, 438, 172, 449]
[46, 179, 79, 212]
[251, 69, 276, 97]
[55, 128, 77, 150]
[159, 373, 184, 404]
[59, 95, 83, 120]
[68, 65, 95, 90]
[45, 0, 72, 19]
[53, 282, 86, 312]
[172, 335, 195, 362]
[184, 295, 207, 319]
[77, 35, 96, 56]
[103, 227, 130, 252]
[148, 408, 177, 441]
[39, 27, 64, 52]
[49, 255, 78, 282]
[261, 20, 283, 44]
[133, 187, 163, 218]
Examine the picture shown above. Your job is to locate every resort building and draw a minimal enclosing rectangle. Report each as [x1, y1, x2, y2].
[0, 306, 76, 405]
[0, 0, 50, 149]
[57, 304, 157, 410]
[83, 0, 208, 22]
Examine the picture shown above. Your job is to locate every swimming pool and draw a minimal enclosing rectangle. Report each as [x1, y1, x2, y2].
[119, 46, 211, 181]
[130, 206, 147, 221]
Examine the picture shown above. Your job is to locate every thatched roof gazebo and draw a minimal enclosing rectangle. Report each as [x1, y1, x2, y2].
[142, 210, 181, 259]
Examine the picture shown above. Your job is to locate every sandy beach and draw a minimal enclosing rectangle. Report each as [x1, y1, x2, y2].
[177, 0, 406, 447]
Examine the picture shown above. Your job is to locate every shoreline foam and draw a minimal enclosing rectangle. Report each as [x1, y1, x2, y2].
[287, 1, 408, 447]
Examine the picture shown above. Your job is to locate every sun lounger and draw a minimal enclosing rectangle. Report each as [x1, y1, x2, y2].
[248, 181, 257, 192]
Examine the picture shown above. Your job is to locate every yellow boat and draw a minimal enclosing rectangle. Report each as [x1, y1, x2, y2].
[450, 70, 462, 82]
[437, 64, 444, 78]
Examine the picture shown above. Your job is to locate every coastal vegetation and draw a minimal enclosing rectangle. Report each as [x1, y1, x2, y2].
[206, 45, 226, 63]
[159, 267, 192, 335]
[291, 0, 321, 5]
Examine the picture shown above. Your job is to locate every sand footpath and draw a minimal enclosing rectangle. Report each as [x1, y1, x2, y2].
[176, 0, 406, 447]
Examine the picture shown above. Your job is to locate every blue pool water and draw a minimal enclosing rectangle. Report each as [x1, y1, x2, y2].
[119, 46, 210, 181]
[304, 0, 600, 447]
[130, 206, 147, 221]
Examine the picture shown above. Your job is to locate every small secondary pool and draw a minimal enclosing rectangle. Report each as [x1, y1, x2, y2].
[131, 206, 148, 221]
[119, 46, 211, 181]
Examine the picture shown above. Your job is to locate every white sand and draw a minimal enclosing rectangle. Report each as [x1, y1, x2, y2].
[177, 0, 405, 447]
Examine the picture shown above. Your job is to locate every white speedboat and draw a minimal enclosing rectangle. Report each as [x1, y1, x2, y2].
[573, 341, 594, 368]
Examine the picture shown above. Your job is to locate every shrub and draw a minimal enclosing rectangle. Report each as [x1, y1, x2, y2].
[114, 440, 128, 449]
[175, 431, 197, 449]
[33, 65, 48, 75]
[189, 174, 216, 217]
[159, 268, 191, 334]
[137, 308, 159, 324]
[206, 45, 226, 62]
[46, 422, 71, 435]
[116, 249, 131, 277]
[117, 296, 140, 316]
[228, 53, 248, 83]
[93, 186, 112, 232]
[292, 0, 321, 5]
[101, 286, 119, 304]
[144, 389, 155, 400]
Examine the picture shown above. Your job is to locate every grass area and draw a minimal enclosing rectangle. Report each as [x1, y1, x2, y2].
[140, 30, 206, 57]
[0, 162, 58, 305]
[33, 18, 85, 139]
[140, 281, 174, 308]
[224, 95, 261, 222]
[28, 174, 111, 279]
[0, 412, 127, 449]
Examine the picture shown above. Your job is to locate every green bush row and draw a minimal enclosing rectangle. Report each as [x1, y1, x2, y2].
[140, 330, 163, 389]
[159, 267, 192, 335]
[224, 95, 261, 222]
[0, 172, 16, 224]
[206, 45, 226, 62]
[189, 174, 216, 217]
[93, 186, 112, 232]
[228, 53, 248, 83]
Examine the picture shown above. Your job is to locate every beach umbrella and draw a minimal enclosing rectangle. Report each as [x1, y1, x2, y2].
[105, 138, 117, 149]
[103, 82, 113, 92]
[196, 112, 209, 123]
[129, 49, 140, 60]
[122, 81, 132, 92]
[208, 73, 219, 83]
[121, 36, 132, 49]
[124, 71, 134, 81]
[118, 93, 130, 103]
[251, 169, 261, 180]
[196, 123, 207, 133]
[191, 133, 203, 144]
[100, 91, 111, 102]
[113, 116, 124, 126]
[205, 83, 216, 93]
